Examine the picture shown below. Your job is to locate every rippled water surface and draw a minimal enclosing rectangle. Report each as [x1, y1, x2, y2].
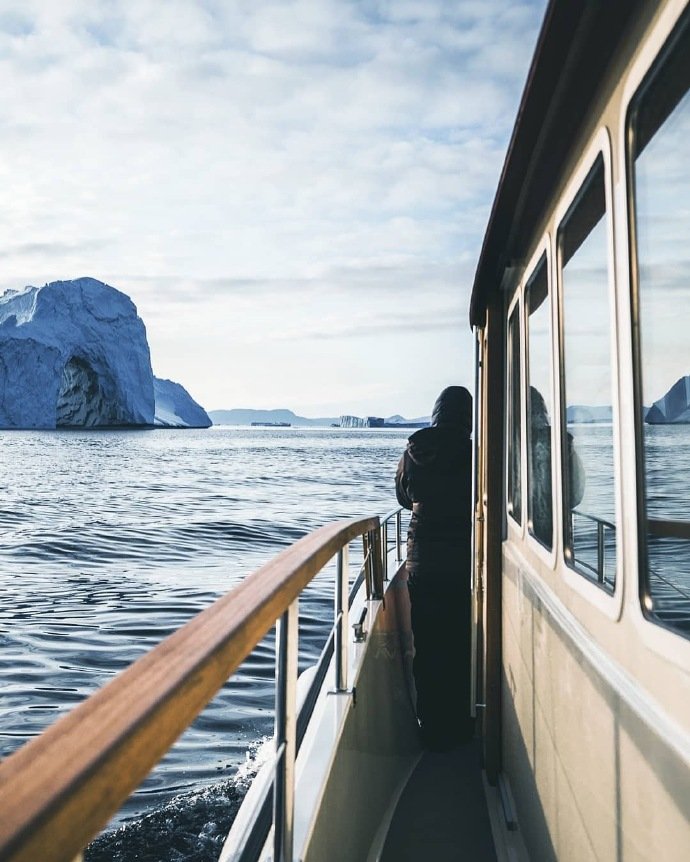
[0, 426, 411, 854]
[3, 423, 688, 859]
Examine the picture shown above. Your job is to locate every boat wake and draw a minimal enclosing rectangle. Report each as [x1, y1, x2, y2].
[85, 737, 273, 862]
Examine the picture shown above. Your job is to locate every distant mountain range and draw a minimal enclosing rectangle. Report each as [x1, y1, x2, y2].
[213, 380, 690, 429]
[566, 405, 613, 424]
[208, 408, 430, 427]
[209, 408, 333, 427]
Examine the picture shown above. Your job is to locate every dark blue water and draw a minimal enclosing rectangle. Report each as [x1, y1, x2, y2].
[0, 426, 411, 858]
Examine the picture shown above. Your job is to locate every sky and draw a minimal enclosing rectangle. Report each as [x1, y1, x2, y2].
[0, 0, 547, 418]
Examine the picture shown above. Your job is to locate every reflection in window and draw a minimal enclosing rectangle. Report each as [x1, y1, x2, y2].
[507, 305, 522, 524]
[558, 155, 616, 590]
[631, 17, 690, 635]
[526, 258, 553, 549]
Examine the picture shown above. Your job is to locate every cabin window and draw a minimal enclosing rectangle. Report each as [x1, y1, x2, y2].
[507, 303, 522, 524]
[525, 257, 553, 549]
[558, 156, 617, 591]
[629, 16, 690, 635]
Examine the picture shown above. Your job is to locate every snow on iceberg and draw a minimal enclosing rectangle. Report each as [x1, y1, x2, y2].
[154, 378, 211, 429]
[0, 277, 210, 429]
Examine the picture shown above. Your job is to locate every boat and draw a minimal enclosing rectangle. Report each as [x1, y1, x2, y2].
[250, 422, 292, 427]
[1, 1, 690, 859]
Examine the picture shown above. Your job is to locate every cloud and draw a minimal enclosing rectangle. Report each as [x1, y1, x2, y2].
[0, 240, 108, 260]
[0, 0, 547, 413]
[297, 313, 463, 342]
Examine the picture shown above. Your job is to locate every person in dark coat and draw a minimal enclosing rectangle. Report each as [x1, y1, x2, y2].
[395, 385, 474, 750]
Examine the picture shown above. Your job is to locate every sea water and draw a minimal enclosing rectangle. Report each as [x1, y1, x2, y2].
[1, 424, 687, 860]
[0, 426, 411, 860]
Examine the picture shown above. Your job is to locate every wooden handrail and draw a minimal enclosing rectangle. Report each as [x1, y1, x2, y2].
[0, 515, 379, 862]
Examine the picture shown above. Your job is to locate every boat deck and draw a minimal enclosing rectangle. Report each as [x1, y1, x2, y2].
[381, 741, 497, 861]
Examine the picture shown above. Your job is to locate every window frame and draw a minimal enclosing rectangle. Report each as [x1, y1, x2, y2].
[625, 4, 690, 643]
[506, 288, 524, 537]
[524, 247, 557, 561]
[554, 128, 623, 620]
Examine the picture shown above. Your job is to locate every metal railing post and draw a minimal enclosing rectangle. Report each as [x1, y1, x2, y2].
[395, 510, 402, 563]
[369, 528, 384, 599]
[334, 546, 350, 691]
[274, 600, 298, 862]
[597, 521, 605, 584]
[382, 520, 389, 581]
[363, 533, 372, 598]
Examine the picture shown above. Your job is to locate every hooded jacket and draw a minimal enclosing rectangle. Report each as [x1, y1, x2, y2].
[395, 387, 473, 580]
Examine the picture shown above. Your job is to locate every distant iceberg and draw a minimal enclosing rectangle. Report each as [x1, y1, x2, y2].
[340, 415, 384, 428]
[0, 277, 211, 429]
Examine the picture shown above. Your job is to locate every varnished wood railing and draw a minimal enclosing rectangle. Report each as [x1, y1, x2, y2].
[0, 515, 380, 862]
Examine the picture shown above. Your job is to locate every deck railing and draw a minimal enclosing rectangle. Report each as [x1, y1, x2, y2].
[0, 514, 386, 862]
[570, 508, 616, 586]
[645, 517, 690, 629]
[567, 513, 690, 612]
[380, 507, 405, 580]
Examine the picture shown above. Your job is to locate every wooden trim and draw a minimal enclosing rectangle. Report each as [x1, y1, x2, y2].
[0, 516, 379, 862]
[483, 297, 506, 785]
[471, 329, 485, 720]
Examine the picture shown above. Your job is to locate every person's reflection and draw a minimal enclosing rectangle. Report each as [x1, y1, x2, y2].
[529, 386, 585, 547]
[529, 387, 553, 546]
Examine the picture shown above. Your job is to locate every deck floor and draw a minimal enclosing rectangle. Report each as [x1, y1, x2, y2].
[380, 741, 497, 861]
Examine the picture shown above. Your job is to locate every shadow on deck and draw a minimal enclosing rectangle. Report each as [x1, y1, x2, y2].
[380, 741, 497, 861]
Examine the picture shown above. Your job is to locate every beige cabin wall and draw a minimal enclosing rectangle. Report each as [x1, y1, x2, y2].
[502, 544, 690, 861]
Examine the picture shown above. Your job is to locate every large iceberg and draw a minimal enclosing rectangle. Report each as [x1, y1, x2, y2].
[0, 277, 211, 429]
[645, 376, 690, 424]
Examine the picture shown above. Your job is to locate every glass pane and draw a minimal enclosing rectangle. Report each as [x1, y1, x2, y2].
[526, 258, 553, 548]
[632, 19, 690, 634]
[559, 156, 617, 590]
[507, 305, 522, 524]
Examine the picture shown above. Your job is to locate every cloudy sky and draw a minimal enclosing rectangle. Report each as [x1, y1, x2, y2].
[0, 0, 547, 417]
